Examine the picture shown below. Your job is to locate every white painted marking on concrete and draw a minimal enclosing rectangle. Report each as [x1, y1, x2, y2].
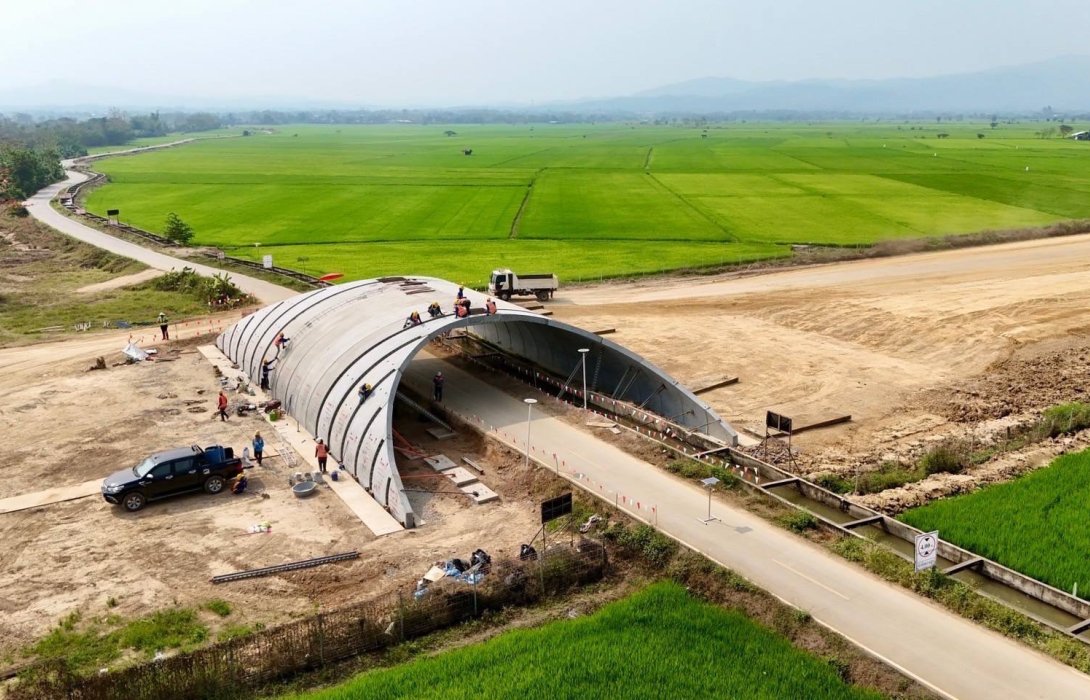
[772, 558, 851, 601]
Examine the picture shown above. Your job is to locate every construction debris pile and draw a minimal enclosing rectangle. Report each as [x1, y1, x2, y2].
[415, 548, 493, 599]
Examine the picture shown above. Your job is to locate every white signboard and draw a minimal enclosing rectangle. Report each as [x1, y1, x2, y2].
[914, 531, 939, 572]
[262, 254, 273, 269]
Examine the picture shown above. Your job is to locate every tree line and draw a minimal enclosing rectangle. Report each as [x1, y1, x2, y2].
[0, 110, 223, 201]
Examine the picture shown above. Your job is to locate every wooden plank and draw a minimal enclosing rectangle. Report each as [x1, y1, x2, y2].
[462, 457, 485, 473]
[593, 328, 616, 335]
[791, 415, 853, 434]
[0, 479, 102, 514]
[693, 377, 739, 395]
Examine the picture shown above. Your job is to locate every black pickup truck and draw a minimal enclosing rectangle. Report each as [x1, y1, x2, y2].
[101, 444, 243, 512]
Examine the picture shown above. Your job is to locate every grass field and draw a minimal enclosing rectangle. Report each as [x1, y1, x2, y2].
[84, 122, 1090, 283]
[900, 449, 1090, 598]
[0, 206, 209, 345]
[286, 582, 881, 700]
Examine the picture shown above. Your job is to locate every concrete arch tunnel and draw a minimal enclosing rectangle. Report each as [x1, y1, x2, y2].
[216, 276, 736, 528]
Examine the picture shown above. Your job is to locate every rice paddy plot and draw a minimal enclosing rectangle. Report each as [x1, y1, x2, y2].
[225, 239, 783, 288]
[284, 582, 881, 700]
[82, 122, 1090, 283]
[900, 449, 1090, 599]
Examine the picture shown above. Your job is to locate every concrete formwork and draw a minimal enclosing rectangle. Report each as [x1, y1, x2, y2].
[217, 276, 734, 527]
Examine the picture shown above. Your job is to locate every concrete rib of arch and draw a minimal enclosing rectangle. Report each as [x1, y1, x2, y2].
[216, 276, 735, 528]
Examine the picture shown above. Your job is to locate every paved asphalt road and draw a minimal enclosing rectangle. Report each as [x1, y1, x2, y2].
[25, 164, 295, 304]
[25, 162, 1090, 698]
[403, 351, 1090, 700]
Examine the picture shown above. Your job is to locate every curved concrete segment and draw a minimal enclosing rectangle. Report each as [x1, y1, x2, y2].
[216, 276, 734, 527]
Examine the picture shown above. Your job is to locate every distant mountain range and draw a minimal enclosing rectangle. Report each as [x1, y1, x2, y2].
[0, 81, 361, 115]
[3, 56, 1089, 116]
[564, 56, 1090, 115]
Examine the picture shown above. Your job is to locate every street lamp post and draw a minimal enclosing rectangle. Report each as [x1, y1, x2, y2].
[700, 476, 720, 524]
[523, 398, 538, 471]
[577, 348, 590, 409]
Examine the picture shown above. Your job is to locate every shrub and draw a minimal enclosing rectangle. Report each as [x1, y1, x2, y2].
[813, 472, 852, 494]
[117, 609, 208, 657]
[603, 523, 677, 567]
[202, 599, 231, 617]
[664, 458, 739, 489]
[151, 266, 248, 304]
[855, 461, 922, 494]
[919, 441, 967, 475]
[1037, 402, 1090, 438]
[776, 511, 818, 533]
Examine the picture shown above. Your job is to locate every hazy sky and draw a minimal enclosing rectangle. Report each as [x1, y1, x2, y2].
[4, 0, 1089, 106]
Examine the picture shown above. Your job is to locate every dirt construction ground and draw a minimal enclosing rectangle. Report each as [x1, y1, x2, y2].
[4, 231, 1090, 661]
[552, 233, 1090, 506]
[0, 325, 546, 661]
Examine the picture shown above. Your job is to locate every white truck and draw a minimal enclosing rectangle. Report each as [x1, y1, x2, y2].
[488, 269, 559, 302]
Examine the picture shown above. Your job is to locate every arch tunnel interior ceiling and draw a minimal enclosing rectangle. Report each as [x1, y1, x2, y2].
[217, 276, 735, 527]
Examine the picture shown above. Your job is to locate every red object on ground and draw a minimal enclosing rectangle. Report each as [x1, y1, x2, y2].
[318, 273, 344, 282]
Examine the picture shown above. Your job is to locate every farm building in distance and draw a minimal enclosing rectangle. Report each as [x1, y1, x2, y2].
[217, 276, 735, 528]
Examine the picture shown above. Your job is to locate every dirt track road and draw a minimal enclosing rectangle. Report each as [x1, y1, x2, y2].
[554, 235, 1090, 446]
[564, 234, 1090, 306]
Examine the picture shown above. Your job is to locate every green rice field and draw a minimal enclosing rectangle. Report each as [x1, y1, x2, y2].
[900, 449, 1090, 598]
[285, 582, 882, 700]
[85, 122, 1090, 284]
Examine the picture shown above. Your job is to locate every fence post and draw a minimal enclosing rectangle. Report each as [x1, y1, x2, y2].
[398, 589, 406, 641]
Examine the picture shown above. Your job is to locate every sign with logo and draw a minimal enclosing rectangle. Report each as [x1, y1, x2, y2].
[914, 530, 939, 572]
[262, 254, 273, 269]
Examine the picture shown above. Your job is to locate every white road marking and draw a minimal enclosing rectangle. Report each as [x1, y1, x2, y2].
[771, 558, 850, 601]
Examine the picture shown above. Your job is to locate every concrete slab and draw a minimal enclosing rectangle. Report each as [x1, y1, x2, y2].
[442, 467, 478, 487]
[424, 455, 458, 472]
[0, 479, 101, 514]
[462, 482, 498, 504]
[426, 427, 457, 440]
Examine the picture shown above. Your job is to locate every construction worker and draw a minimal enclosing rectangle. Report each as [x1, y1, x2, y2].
[315, 439, 330, 473]
[433, 371, 445, 402]
[428, 302, 442, 318]
[273, 332, 290, 353]
[404, 310, 422, 327]
[216, 390, 229, 421]
[485, 298, 497, 315]
[457, 286, 465, 300]
[260, 358, 276, 391]
[157, 312, 170, 340]
[358, 383, 373, 403]
[252, 432, 265, 466]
